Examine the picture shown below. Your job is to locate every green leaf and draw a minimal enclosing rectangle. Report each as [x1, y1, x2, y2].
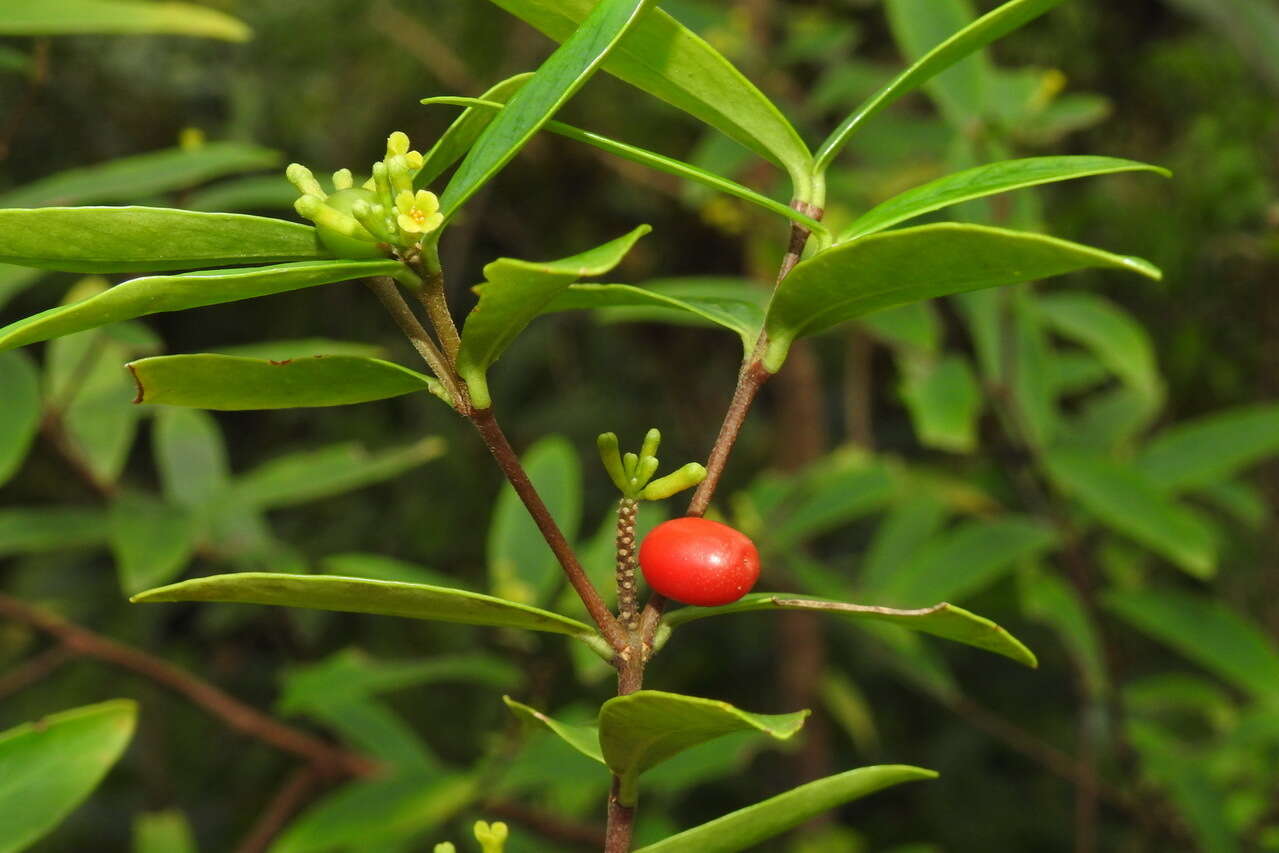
[869, 514, 1058, 608]
[0, 0, 250, 41]
[482, 0, 813, 191]
[110, 492, 200, 595]
[0, 700, 137, 853]
[423, 97, 825, 233]
[440, 0, 657, 219]
[211, 339, 384, 360]
[131, 573, 597, 637]
[546, 278, 765, 352]
[270, 770, 476, 853]
[1136, 404, 1279, 493]
[1019, 570, 1106, 696]
[128, 354, 444, 410]
[229, 439, 445, 509]
[185, 175, 298, 213]
[1105, 589, 1279, 703]
[0, 143, 280, 208]
[665, 593, 1038, 668]
[487, 436, 582, 605]
[417, 74, 533, 187]
[0, 507, 108, 556]
[761, 223, 1160, 372]
[814, 0, 1064, 172]
[860, 496, 949, 594]
[282, 649, 519, 716]
[898, 353, 982, 453]
[502, 696, 605, 763]
[153, 408, 230, 512]
[884, 0, 990, 128]
[1043, 449, 1217, 578]
[0, 207, 326, 273]
[1034, 291, 1163, 402]
[840, 157, 1169, 243]
[767, 456, 896, 549]
[458, 226, 649, 407]
[1009, 292, 1060, 448]
[0, 259, 401, 351]
[600, 691, 809, 804]
[1125, 721, 1239, 853]
[859, 302, 942, 354]
[133, 811, 197, 853]
[0, 350, 40, 486]
[303, 698, 439, 771]
[319, 553, 461, 588]
[633, 765, 937, 853]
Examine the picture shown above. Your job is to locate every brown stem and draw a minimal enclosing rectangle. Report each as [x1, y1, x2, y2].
[605, 777, 637, 853]
[685, 358, 772, 518]
[469, 407, 627, 652]
[232, 766, 323, 853]
[0, 592, 377, 778]
[616, 498, 640, 631]
[408, 252, 462, 365]
[365, 277, 466, 407]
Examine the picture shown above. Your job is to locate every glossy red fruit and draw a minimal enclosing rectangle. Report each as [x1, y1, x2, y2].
[639, 517, 761, 607]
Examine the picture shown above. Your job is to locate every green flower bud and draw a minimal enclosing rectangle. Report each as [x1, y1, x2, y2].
[634, 454, 659, 489]
[371, 161, 395, 212]
[303, 188, 386, 259]
[639, 462, 708, 500]
[640, 428, 661, 461]
[474, 821, 509, 853]
[433, 844, 456, 853]
[286, 163, 326, 199]
[331, 168, 354, 190]
[387, 130, 410, 157]
[597, 432, 630, 493]
[623, 451, 639, 479]
[387, 154, 415, 196]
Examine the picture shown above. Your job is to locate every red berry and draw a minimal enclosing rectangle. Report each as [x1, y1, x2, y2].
[639, 517, 761, 607]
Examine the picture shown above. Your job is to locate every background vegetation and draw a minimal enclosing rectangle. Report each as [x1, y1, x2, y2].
[1, 0, 1276, 850]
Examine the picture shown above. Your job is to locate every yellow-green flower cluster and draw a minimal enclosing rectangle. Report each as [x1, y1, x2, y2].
[286, 131, 442, 256]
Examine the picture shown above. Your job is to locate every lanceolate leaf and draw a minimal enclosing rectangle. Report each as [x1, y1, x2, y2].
[457, 226, 650, 407]
[440, 0, 656, 219]
[503, 696, 605, 763]
[229, 438, 446, 509]
[633, 766, 937, 853]
[0, 207, 327, 273]
[840, 157, 1169, 242]
[599, 691, 809, 804]
[762, 223, 1160, 372]
[0, 0, 250, 41]
[1034, 291, 1163, 402]
[0, 259, 403, 351]
[884, 0, 990, 127]
[417, 74, 533, 187]
[814, 0, 1065, 172]
[544, 280, 765, 352]
[0, 507, 109, 556]
[0, 700, 137, 853]
[132, 573, 598, 637]
[482, 0, 813, 191]
[128, 354, 445, 409]
[423, 97, 825, 233]
[1105, 589, 1279, 703]
[1043, 449, 1217, 578]
[665, 594, 1037, 668]
[109, 492, 200, 595]
[1136, 404, 1279, 493]
[0, 143, 281, 208]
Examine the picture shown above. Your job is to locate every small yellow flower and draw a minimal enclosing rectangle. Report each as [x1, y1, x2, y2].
[395, 189, 443, 237]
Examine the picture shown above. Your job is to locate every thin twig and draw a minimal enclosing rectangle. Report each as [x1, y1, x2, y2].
[616, 498, 640, 631]
[469, 408, 627, 652]
[407, 248, 463, 364]
[0, 592, 377, 778]
[365, 277, 465, 406]
[232, 765, 323, 853]
[684, 358, 772, 518]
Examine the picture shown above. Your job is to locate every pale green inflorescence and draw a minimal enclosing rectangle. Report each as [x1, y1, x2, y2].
[597, 429, 708, 500]
[286, 131, 441, 258]
[431, 820, 510, 853]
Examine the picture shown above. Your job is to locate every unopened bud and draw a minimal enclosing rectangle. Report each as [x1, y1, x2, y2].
[640, 462, 708, 500]
[286, 163, 326, 199]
